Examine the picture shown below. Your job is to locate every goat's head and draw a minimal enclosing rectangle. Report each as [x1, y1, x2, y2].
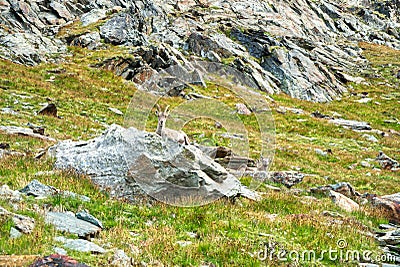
[155, 104, 170, 128]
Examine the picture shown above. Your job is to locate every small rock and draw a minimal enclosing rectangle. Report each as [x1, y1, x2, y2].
[235, 103, 251, 115]
[80, 9, 107, 26]
[315, 148, 328, 157]
[376, 152, 399, 170]
[278, 106, 304, 114]
[0, 149, 25, 159]
[111, 249, 132, 267]
[356, 98, 373, 103]
[269, 171, 304, 188]
[76, 211, 103, 229]
[176, 240, 192, 247]
[38, 103, 58, 117]
[59, 238, 106, 254]
[0, 184, 22, 202]
[47, 68, 66, 74]
[360, 161, 371, 168]
[45, 212, 102, 238]
[264, 184, 282, 192]
[12, 213, 35, 234]
[10, 227, 22, 239]
[0, 206, 11, 216]
[329, 119, 372, 131]
[329, 190, 359, 212]
[362, 134, 379, 143]
[108, 107, 124, 116]
[20, 180, 58, 197]
[186, 232, 198, 238]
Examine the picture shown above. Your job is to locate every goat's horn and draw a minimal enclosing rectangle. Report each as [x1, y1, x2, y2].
[155, 104, 161, 112]
[165, 105, 170, 112]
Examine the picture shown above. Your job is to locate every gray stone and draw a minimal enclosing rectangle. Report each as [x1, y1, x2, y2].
[315, 148, 328, 157]
[45, 212, 102, 238]
[329, 119, 372, 131]
[76, 211, 103, 229]
[9, 227, 22, 239]
[53, 247, 68, 255]
[0, 184, 22, 202]
[0, 126, 56, 142]
[12, 213, 35, 234]
[61, 191, 91, 202]
[20, 179, 58, 197]
[235, 103, 251, 115]
[80, 9, 107, 26]
[360, 161, 371, 168]
[56, 237, 106, 254]
[71, 32, 102, 50]
[108, 107, 124, 116]
[362, 134, 379, 143]
[48, 124, 259, 205]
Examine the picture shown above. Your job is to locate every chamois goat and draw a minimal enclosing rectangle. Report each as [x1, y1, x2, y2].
[155, 104, 190, 145]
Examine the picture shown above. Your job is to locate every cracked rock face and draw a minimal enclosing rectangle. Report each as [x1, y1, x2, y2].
[1, 0, 400, 101]
[49, 124, 259, 206]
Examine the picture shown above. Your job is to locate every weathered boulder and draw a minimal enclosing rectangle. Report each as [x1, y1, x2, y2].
[48, 124, 259, 205]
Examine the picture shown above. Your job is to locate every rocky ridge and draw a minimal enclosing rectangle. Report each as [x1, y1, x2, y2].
[1, 0, 400, 101]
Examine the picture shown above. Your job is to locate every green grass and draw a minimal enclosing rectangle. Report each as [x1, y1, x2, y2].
[0, 41, 399, 266]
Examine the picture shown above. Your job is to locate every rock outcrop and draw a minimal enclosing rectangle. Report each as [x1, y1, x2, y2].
[1, 0, 400, 101]
[48, 124, 259, 206]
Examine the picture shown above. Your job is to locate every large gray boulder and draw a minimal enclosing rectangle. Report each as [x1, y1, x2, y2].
[100, 13, 148, 46]
[48, 125, 259, 205]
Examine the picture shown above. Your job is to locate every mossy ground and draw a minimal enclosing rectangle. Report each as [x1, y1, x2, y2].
[0, 42, 399, 266]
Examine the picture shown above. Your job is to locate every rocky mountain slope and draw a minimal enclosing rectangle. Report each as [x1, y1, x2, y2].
[1, 0, 400, 266]
[1, 0, 399, 102]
